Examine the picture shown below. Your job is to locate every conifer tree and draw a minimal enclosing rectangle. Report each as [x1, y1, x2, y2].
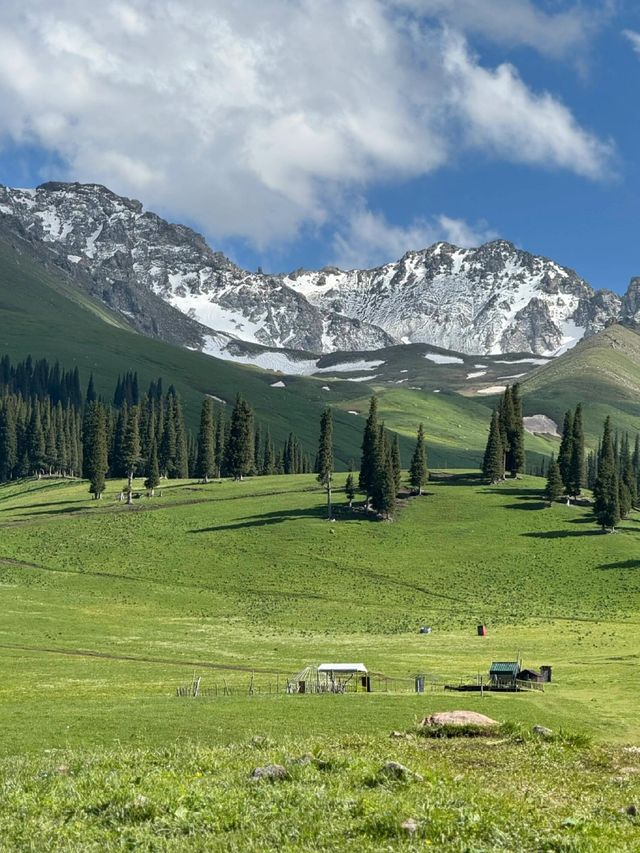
[619, 433, 635, 518]
[372, 427, 396, 519]
[84, 402, 108, 499]
[482, 410, 504, 483]
[593, 416, 620, 532]
[122, 406, 141, 503]
[567, 403, 585, 500]
[144, 437, 160, 496]
[508, 383, 525, 476]
[409, 423, 428, 495]
[345, 463, 356, 508]
[0, 403, 17, 481]
[262, 426, 275, 475]
[557, 410, 574, 493]
[316, 407, 334, 519]
[215, 415, 226, 478]
[359, 396, 379, 508]
[225, 394, 254, 480]
[172, 393, 189, 479]
[544, 456, 563, 505]
[195, 398, 215, 483]
[86, 374, 96, 404]
[390, 433, 402, 493]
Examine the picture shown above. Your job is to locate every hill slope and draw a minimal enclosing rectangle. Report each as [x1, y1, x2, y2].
[521, 323, 640, 445]
[0, 230, 380, 465]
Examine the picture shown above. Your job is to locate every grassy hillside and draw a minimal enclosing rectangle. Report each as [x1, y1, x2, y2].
[1, 473, 640, 848]
[522, 324, 640, 446]
[0, 234, 388, 466]
[1, 472, 639, 748]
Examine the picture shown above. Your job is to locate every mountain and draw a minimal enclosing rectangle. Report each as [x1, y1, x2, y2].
[0, 181, 632, 359]
[0, 226, 389, 467]
[520, 322, 640, 446]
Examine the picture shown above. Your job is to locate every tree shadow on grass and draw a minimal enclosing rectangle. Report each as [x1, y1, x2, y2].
[484, 487, 543, 497]
[522, 529, 602, 539]
[17, 505, 91, 518]
[599, 559, 640, 570]
[504, 502, 548, 511]
[190, 504, 379, 533]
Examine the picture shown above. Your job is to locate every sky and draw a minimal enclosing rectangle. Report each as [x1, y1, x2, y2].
[0, 1, 639, 292]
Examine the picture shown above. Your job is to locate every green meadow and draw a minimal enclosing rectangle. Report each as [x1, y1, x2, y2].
[1, 472, 639, 849]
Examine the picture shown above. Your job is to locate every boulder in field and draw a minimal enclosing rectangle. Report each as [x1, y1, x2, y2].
[420, 711, 499, 728]
[250, 764, 289, 782]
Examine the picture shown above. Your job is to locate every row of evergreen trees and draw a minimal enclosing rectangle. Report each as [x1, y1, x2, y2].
[481, 384, 525, 482]
[0, 355, 316, 493]
[314, 397, 428, 521]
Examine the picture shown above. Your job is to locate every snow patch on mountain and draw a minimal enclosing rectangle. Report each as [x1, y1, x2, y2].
[0, 182, 629, 358]
[424, 353, 464, 365]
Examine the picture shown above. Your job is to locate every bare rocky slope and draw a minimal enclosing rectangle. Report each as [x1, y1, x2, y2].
[1, 181, 636, 358]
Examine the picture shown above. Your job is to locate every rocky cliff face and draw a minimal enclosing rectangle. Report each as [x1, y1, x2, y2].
[0, 182, 630, 357]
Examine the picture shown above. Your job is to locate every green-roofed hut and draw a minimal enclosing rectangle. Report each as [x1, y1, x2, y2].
[489, 661, 520, 688]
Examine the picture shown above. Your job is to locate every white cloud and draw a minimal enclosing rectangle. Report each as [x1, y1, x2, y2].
[623, 29, 640, 56]
[0, 1, 614, 249]
[441, 32, 614, 180]
[332, 206, 498, 269]
[395, 0, 601, 58]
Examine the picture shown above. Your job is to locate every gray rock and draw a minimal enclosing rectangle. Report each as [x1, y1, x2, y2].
[401, 818, 420, 834]
[250, 764, 289, 782]
[532, 725, 554, 738]
[380, 761, 423, 782]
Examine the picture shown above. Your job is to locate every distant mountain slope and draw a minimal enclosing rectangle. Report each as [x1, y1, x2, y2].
[1, 181, 636, 358]
[0, 228, 387, 467]
[521, 323, 640, 445]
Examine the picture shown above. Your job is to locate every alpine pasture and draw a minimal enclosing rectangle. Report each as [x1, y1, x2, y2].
[1, 472, 640, 850]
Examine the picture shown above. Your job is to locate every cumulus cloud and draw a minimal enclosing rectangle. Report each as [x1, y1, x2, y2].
[441, 32, 614, 180]
[623, 29, 640, 56]
[332, 207, 498, 269]
[0, 0, 613, 248]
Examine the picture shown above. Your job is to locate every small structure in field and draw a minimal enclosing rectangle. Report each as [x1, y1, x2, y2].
[489, 661, 520, 688]
[287, 663, 370, 694]
[477, 624, 487, 636]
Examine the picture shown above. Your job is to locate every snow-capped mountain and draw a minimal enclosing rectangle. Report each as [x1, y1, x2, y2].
[0, 181, 631, 358]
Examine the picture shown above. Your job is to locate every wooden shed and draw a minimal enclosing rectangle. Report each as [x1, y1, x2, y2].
[489, 661, 520, 688]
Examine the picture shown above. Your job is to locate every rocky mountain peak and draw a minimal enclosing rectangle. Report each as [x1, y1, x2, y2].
[0, 180, 634, 359]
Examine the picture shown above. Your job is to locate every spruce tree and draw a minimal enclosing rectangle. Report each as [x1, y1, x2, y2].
[567, 403, 585, 500]
[262, 426, 275, 475]
[508, 383, 525, 476]
[482, 410, 504, 483]
[84, 402, 108, 499]
[409, 423, 428, 495]
[345, 463, 356, 508]
[359, 396, 379, 508]
[0, 403, 17, 481]
[593, 417, 620, 532]
[144, 437, 161, 496]
[122, 406, 141, 503]
[557, 410, 574, 494]
[172, 394, 189, 479]
[225, 394, 255, 480]
[544, 456, 563, 505]
[390, 433, 402, 493]
[316, 407, 334, 519]
[372, 428, 396, 519]
[619, 433, 634, 519]
[195, 398, 215, 483]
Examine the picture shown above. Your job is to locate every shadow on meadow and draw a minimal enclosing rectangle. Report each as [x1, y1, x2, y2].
[521, 529, 602, 540]
[503, 502, 547, 511]
[599, 559, 640, 570]
[189, 503, 379, 533]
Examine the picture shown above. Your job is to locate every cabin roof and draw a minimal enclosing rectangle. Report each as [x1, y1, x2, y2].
[489, 661, 520, 675]
[317, 663, 368, 674]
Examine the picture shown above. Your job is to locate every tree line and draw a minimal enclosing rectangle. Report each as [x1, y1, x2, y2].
[481, 384, 525, 482]
[0, 355, 315, 497]
[314, 396, 429, 521]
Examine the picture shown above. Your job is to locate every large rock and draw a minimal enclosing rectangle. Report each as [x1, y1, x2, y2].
[420, 711, 499, 728]
[250, 764, 289, 782]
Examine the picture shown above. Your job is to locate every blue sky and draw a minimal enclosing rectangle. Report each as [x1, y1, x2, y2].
[0, 1, 639, 292]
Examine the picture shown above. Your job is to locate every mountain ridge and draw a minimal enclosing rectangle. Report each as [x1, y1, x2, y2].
[0, 181, 636, 359]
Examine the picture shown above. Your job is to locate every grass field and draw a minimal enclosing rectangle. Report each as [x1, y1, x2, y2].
[1, 472, 639, 849]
